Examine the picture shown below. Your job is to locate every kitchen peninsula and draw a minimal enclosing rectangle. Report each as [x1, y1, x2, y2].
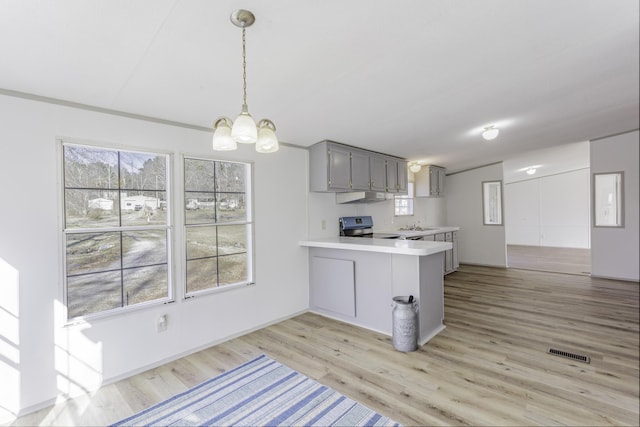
[299, 236, 452, 346]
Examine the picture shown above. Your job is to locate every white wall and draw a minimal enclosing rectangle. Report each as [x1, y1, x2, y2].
[306, 168, 448, 236]
[307, 193, 357, 237]
[306, 191, 447, 236]
[590, 130, 639, 281]
[445, 163, 506, 267]
[0, 94, 309, 419]
[503, 141, 590, 184]
[505, 169, 591, 248]
[360, 179, 447, 231]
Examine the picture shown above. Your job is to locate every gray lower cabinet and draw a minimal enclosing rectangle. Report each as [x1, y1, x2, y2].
[310, 256, 356, 317]
[307, 246, 446, 344]
[309, 248, 393, 334]
[421, 232, 458, 274]
[452, 231, 459, 271]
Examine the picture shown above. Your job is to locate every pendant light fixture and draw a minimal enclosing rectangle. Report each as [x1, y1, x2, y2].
[212, 9, 279, 153]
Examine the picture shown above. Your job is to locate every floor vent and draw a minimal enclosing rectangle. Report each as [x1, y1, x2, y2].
[548, 348, 590, 363]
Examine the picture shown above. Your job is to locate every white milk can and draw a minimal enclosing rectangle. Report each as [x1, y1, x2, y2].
[392, 295, 419, 352]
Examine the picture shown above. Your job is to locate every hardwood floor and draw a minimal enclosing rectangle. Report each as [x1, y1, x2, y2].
[507, 244, 591, 275]
[7, 265, 639, 426]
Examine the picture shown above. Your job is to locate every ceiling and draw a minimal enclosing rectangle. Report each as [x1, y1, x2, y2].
[1, 0, 638, 173]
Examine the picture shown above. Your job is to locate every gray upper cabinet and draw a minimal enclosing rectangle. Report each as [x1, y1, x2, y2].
[369, 156, 387, 192]
[415, 165, 446, 197]
[328, 144, 351, 190]
[309, 140, 408, 193]
[386, 158, 398, 193]
[386, 158, 408, 194]
[397, 160, 409, 193]
[310, 141, 349, 191]
[350, 149, 371, 191]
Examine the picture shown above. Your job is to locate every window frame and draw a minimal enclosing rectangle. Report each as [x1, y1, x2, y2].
[394, 182, 415, 216]
[482, 180, 504, 226]
[592, 171, 625, 228]
[182, 155, 254, 298]
[59, 139, 174, 323]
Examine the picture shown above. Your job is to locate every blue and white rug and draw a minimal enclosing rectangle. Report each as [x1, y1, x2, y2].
[111, 354, 401, 426]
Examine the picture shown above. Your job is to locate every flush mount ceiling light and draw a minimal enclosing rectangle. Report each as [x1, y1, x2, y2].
[482, 126, 500, 140]
[212, 9, 279, 153]
[409, 162, 422, 173]
[526, 168, 537, 175]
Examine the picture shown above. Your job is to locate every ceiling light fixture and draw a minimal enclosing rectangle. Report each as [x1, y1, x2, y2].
[212, 9, 279, 153]
[409, 162, 422, 173]
[482, 126, 500, 141]
[526, 168, 537, 175]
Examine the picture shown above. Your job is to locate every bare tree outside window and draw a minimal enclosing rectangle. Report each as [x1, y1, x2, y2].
[184, 157, 252, 295]
[62, 143, 171, 320]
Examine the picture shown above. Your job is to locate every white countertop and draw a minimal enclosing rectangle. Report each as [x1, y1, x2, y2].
[299, 236, 452, 256]
[377, 226, 460, 238]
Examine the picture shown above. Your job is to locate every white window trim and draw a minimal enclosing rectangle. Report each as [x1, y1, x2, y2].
[58, 138, 175, 324]
[182, 155, 255, 299]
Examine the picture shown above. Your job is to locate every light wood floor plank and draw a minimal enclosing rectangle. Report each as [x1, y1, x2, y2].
[6, 265, 639, 426]
[507, 244, 591, 275]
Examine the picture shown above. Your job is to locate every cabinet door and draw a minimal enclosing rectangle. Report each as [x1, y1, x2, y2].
[397, 161, 408, 193]
[370, 156, 387, 192]
[328, 145, 351, 190]
[385, 158, 398, 193]
[436, 167, 446, 196]
[429, 168, 439, 196]
[452, 231, 459, 270]
[350, 150, 371, 190]
[415, 165, 445, 197]
[444, 232, 453, 273]
[310, 256, 356, 317]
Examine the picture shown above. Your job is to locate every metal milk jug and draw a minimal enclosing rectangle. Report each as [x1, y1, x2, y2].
[392, 295, 419, 352]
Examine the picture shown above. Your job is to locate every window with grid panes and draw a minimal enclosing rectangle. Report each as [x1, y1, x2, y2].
[394, 182, 414, 216]
[62, 143, 171, 320]
[184, 157, 252, 294]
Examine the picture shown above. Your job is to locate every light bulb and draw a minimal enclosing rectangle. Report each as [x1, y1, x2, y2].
[256, 119, 279, 153]
[212, 118, 237, 151]
[231, 105, 257, 143]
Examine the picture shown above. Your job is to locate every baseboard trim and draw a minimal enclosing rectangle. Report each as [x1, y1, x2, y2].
[9, 309, 310, 421]
[589, 274, 640, 283]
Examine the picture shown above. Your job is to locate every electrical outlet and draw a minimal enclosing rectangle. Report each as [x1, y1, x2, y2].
[321, 219, 326, 230]
[157, 314, 167, 332]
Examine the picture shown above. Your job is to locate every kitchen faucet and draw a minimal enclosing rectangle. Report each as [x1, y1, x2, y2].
[407, 220, 421, 230]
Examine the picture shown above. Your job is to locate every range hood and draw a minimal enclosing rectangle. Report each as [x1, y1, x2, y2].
[336, 191, 392, 204]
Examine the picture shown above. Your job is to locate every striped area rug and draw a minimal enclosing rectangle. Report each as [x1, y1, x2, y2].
[111, 354, 401, 426]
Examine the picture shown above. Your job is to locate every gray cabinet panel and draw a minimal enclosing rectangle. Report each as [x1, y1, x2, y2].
[370, 156, 387, 192]
[328, 145, 351, 190]
[415, 165, 446, 197]
[385, 158, 398, 193]
[350, 150, 371, 190]
[310, 256, 356, 317]
[397, 160, 408, 193]
[309, 140, 407, 194]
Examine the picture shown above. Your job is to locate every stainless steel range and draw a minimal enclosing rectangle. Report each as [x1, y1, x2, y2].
[339, 216, 401, 239]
